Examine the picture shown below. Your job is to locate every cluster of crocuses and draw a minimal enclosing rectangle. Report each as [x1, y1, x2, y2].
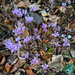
[3, 39, 22, 52]
[3, 3, 71, 73]
[12, 6, 33, 23]
[62, 0, 71, 7]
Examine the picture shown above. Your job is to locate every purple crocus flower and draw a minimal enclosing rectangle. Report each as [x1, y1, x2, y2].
[62, 2, 66, 7]
[30, 6, 37, 11]
[13, 25, 25, 35]
[17, 21, 23, 27]
[17, 41, 22, 49]
[35, 53, 40, 57]
[50, 23, 56, 28]
[44, 29, 47, 32]
[42, 64, 48, 69]
[58, 26, 61, 31]
[34, 28, 38, 32]
[25, 15, 33, 23]
[63, 41, 70, 46]
[68, 0, 71, 4]
[15, 36, 21, 42]
[25, 52, 29, 59]
[12, 6, 18, 14]
[36, 35, 41, 40]
[42, 23, 47, 29]
[22, 9, 27, 15]
[68, 29, 71, 31]
[63, 38, 69, 42]
[55, 42, 61, 47]
[51, 32, 59, 37]
[30, 58, 40, 64]
[23, 36, 31, 43]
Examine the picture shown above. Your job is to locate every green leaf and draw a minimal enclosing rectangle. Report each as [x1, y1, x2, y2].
[20, 48, 23, 51]
[24, 64, 29, 68]
[63, 52, 69, 56]
[47, 48, 54, 53]
[36, 69, 42, 74]
[67, 48, 71, 51]
[63, 63, 74, 74]
[43, 43, 46, 50]
[21, 62, 25, 65]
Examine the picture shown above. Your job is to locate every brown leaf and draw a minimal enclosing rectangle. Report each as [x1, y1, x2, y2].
[16, 1, 28, 8]
[42, 40, 49, 43]
[0, 56, 6, 65]
[8, 25, 15, 30]
[24, 30, 29, 36]
[38, 28, 42, 34]
[46, 29, 52, 37]
[5, 63, 11, 73]
[4, 19, 10, 25]
[69, 21, 75, 29]
[10, 58, 25, 73]
[70, 58, 75, 66]
[0, 66, 3, 71]
[40, 50, 52, 62]
[24, 66, 35, 75]
[53, 9, 59, 15]
[31, 60, 42, 70]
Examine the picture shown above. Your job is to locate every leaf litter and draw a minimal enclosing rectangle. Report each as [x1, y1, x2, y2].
[0, 0, 75, 75]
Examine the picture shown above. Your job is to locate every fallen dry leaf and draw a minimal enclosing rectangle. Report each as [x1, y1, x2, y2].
[5, 63, 11, 73]
[0, 66, 3, 71]
[4, 19, 10, 25]
[16, 1, 28, 8]
[24, 66, 35, 75]
[48, 55, 64, 72]
[40, 50, 52, 62]
[38, 28, 42, 34]
[46, 29, 52, 37]
[70, 58, 75, 66]
[31, 60, 42, 70]
[53, 9, 59, 15]
[8, 25, 15, 30]
[68, 21, 75, 29]
[0, 56, 6, 65]
[24, 30, 29, 36]
[10, 58, 25, 73]
[42, 40, 49, 43]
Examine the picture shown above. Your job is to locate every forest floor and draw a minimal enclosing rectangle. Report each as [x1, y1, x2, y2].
[0, 0, 75, 75]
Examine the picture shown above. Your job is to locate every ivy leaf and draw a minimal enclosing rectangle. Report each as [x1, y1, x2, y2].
[43, 43, 46, 50]
[63, 63, 74, 74]
[47, 48, 54, 53]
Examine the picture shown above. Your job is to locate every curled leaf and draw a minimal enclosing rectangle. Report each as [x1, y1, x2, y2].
[24, 30, 29, 36]
[0, 56, 6, 65]
[42, 40, 49, 43]
[24, 66, 35, 75]
[16, 1, 28, 8]
[40, 50, 52, 62]
[5, 63, 11, 73]
[69, 21, 75, 29]
[4, 19, 10, 25]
